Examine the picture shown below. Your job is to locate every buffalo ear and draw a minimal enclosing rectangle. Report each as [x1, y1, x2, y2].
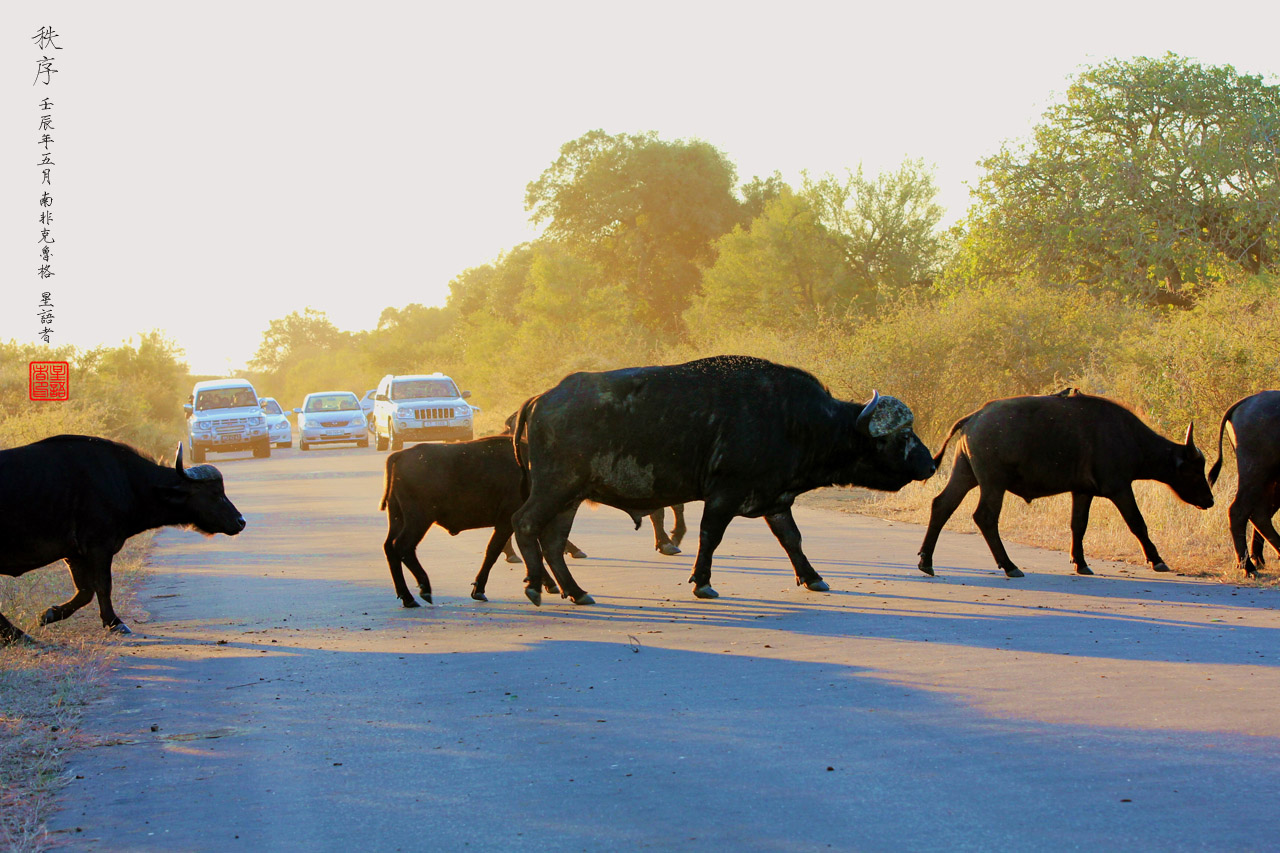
[154, 483, 191, 505]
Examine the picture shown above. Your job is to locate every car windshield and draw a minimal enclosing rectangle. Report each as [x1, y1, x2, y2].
[196, 387, 259, 411]
[391, 379, 458, 400]
[261, 399, 283, 416]
[305, 394, 360, 413]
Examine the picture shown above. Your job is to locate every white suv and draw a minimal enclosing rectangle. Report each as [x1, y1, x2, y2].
[184, 379, 270, 462]
[373, 373, 474, 450]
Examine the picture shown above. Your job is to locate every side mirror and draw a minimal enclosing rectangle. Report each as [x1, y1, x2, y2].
[376, 393, 388, 402]
[292, 408, 302, 415]
[462, 390, 472, 399]
[183, 403, 193, 415]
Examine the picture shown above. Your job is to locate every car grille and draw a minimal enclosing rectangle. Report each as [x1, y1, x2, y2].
[214, 418, 248, 434]
[414, 407, 453, 420]
[320, 420, 350, 428]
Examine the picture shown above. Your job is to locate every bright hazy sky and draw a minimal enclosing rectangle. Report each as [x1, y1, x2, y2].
[2, 1, 1277, 375]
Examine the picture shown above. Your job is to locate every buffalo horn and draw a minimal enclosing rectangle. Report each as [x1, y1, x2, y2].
[175, 442, 186, 478]
[1184, 421, 1195, 448]
[855, 390, 881, 436]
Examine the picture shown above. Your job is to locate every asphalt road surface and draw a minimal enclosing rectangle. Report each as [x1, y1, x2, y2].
[49, 444, 1280, 851]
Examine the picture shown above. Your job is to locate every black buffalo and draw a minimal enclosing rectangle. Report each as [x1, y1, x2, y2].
[509, 355, 936, 605]
[918, 391, 1214, 577]
[379, 436, 564, 605]
[0, 435, 246, 644]
[1208, 390, 1280, 576]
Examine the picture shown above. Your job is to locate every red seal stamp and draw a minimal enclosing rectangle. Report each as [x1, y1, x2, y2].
[29, 361, 70, 401]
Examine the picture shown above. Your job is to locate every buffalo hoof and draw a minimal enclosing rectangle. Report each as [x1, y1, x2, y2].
[1242, 560, 1259, 578]
[657, 543, 681, 556]
[571, 592, 596, 605]
[693, 585, 719, 599]
[421, 593, 433, 605]
[470, 588, 488, 602]
[1075, 564, 1094, 575]
[1151, 562, 1171, 573]
[400, 597, 421, 608]
[544, 582, 561, 595]
[108, 622, 133, 635]
[38, 607, 62, 626]
[504, 554, 522, 564]
[802, 579, 830, 592]
[0, 630, 33, 647]
[524, 587, 542, 607]
[568, 549, 588, 559]
[917, 560, 935, 577]
[1003, 567, 1025, 578]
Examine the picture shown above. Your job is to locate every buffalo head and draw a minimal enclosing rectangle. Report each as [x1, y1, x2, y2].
[1169, 422, 1214, 510]
[849, 391, 937, 490]
[164, 443, 247, 535]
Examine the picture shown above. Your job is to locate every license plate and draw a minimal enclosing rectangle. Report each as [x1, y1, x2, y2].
[218, 434, 241, 443]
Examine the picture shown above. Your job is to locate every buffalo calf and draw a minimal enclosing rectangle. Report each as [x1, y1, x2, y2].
[380, 437, 561, 605]
[1208, 390, 1280, 576]
[919, 391, 1213, 577]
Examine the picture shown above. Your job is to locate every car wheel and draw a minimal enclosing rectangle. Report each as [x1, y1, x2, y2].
[191, 442, 206, 463]
[357, 437, 369, 448]
[375, 428, 389, 451]
[299, 440, 309, 451]
[391, 427, 403, 451]
[253, 439, 271, 458]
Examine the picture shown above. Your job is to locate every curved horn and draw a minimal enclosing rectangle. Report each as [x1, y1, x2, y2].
[1184, 421, 1195, 448]
[175, 441, 187, 478]
[856, 390, 881, 436]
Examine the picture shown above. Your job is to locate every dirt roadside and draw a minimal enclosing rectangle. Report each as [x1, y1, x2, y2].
[43, 446, 1280, 851]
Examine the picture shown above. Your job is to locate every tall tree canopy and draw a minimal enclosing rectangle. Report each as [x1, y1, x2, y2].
[525, 130, 741, 333]
[960, 53, 1280, 303]
[249, 308, 350, 374]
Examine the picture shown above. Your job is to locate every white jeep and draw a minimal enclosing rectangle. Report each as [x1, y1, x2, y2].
[184, 379, 271, 462]
[372, 373, 474, 450]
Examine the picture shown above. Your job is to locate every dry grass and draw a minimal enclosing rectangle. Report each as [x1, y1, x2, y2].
[0, 533, 151, 853]
[801, 465, 1279, 587]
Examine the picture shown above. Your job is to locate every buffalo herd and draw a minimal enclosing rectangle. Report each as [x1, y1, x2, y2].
[3, 356, 1278, 643]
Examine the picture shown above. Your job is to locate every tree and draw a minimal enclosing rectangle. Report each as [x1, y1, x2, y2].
[689, 188, 856, 331]
[802, 160, 945, 307]
[249, 308, 349, 374]
[959, 53, 1280, 304]
[525, 130, 741, 334]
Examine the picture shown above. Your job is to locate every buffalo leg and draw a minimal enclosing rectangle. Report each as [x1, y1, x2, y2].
[385, 500, 433, 606]
[0, 609, 30, 645]
[1246, 500, 1280, 577]
[564, 539, 587, 560]
[39, 557, 96, 626]
[64, 550, 130, 634]
[765, 508, 827, 591]
[513, 495, 585, 606]
[670, 504, 687, 548]
[688, 501, 736, 599]
[1109, 487, 1169, 572]
[1070, 493, 1095, 575]
[472, 526, 513, 602]
[538, 508, 593, 604]
[651, 508, 681, 556]
[501, 536, 522, 563]
[918, 454, 978, 575]
[972, 488, 1024, 577]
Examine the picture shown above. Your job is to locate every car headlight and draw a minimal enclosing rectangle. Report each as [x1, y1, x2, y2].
[196, 420, 211, 429]
[456, 407, 471, 418]
[248, 416, 264, 426]
[350, 415, 365, 426]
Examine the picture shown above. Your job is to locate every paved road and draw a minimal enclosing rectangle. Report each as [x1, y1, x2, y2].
[51, 445, 1280, 851]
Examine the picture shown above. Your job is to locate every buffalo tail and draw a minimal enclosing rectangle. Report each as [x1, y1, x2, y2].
[931, 414, 972, 468]
[379, 453, 397, 511]
[1208, 398, 1245, 487]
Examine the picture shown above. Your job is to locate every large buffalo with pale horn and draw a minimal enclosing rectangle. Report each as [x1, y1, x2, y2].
[509, 355, 936, 605]
[0, 435, 245, 644]
[918, 390, 1214, 578]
